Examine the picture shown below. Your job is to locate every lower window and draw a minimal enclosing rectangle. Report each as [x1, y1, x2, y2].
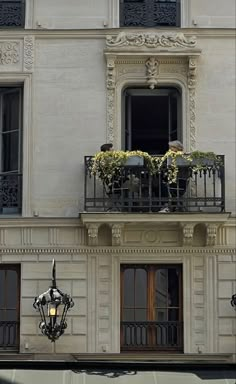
[0, 265, 20, 351]
[120, 264, 183, 352]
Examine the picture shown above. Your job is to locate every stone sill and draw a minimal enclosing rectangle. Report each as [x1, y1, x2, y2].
[81, 212, 230, 225]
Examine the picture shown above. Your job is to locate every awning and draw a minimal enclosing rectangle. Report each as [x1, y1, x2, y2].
[0, 370, 236, 384]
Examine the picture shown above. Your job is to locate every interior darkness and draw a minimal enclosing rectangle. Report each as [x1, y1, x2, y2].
[125, 91, 179, 155]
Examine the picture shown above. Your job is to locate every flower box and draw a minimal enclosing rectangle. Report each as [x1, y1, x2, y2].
[124, 155, 144, 166]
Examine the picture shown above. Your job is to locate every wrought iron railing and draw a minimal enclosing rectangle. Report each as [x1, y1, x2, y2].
[0, 173, 22, 214]
[120, 0, 180, 27]
[0, 321, 19, 350]
[84, 155, 225, 213]
[0, 0, 25, 27]
[121, 321, 183, 351]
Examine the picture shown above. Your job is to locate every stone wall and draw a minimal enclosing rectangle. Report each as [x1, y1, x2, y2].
[25, 0, 235, 29]
[0, 218, 235, 359]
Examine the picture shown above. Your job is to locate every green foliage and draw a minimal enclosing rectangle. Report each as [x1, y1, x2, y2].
[90, 149, 220, 185]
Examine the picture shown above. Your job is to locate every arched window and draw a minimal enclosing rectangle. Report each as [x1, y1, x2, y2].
[0, 0, 25, 27]
[120, 0, 180, 27]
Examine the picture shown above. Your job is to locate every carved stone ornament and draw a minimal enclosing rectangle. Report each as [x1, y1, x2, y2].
[206, 224, 218, 246]
[104, 32, 200, 148]
[110, 224, 123, 246]
[146, 57, 159, 89]
[24, 36, 34, 72]
[106, 32, 197, 49]
[182, 224, 195, 246]
[86, 224, 99, 246]
[0, 41, 19, 65]
[188, 57, 198, 150]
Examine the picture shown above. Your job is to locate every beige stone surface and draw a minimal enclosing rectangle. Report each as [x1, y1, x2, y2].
[0, 0, 235, 363]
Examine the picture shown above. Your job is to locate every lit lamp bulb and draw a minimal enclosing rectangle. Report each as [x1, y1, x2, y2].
[48, 304, 58, 317]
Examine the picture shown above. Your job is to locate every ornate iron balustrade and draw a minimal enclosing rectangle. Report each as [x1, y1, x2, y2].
[84, 155, 225, 213]
[0, 173, 22, 214]
[121, 321, 183, 351]
[0, 0, 25, 27]
[120, 0, 180, 27]
[0, 321, 19, 350]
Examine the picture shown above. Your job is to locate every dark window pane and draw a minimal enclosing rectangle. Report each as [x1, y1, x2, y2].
[0, 309, 5, 320]
[168, 308, 178, 321]
[0, 271, 4, 307]
[168, 268, 179, 307]
[135, 308, 147, 321]
[2, 131, 19, 171]
[5, 309, 17, 321]
[155, 268, 168, 307]
[3, 92, 20, 132]
[123, 269, 134, 307]
[123, 309, 135, 321]
[6, 270, 17, 308]
[156, 308, 167, 321]
[135, 268, 147, 307]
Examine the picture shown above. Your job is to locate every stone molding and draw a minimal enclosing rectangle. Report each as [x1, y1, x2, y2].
[106, 32, 197, 49]
[104, 32, 201, 149]
[0, 246, 235, 256]
[24, 35, 34, 72]
[0, 41, 20, 65]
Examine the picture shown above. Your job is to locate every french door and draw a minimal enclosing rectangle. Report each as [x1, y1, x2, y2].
[123, 88, 182, 155]
[120, 264, 183, 351]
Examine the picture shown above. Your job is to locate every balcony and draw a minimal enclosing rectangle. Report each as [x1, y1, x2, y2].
[121, 321, 183, 351]
[0, 0, 25, 27]
[0, 173, 22, 214]
[0, 321, 19, 351]
[120, 0, 180, 27]
[84, 155, 225, 214]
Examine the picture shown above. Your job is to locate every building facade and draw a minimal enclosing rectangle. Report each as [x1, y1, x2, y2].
[0, 0, 235, 364]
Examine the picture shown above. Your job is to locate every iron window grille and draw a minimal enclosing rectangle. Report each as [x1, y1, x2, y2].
[0, 0, 25, 27]
[120, 0, 180, 27]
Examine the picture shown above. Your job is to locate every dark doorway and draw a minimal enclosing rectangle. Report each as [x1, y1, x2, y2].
[123, 88, 181, 155]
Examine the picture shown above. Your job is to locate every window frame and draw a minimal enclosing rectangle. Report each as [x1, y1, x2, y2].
[0, 264, 21, 352]
[0, 86, 23, 215]
[120, 264, 183, 352]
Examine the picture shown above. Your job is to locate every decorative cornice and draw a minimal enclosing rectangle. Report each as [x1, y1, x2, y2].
[0, 41, 19, 65]
[24, 35, 34, 72]
[0, 246, 235, 256]
[106, 32, 197, 49]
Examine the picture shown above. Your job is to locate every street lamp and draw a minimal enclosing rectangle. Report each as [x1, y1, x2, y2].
[231, 294, 236, 309]
[33, 259, 74, 342]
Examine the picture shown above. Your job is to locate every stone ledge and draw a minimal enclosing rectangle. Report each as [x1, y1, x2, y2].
[80, 212, 230, 225]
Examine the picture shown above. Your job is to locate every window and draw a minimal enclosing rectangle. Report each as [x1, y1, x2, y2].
[121, 264, 183, 351]
[123, 88, 182, 155]
[0, 0, 25, 27]
[0, 265, 20, 351]
[120, 0, 180, 27]
[0, 87, 23, 214]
